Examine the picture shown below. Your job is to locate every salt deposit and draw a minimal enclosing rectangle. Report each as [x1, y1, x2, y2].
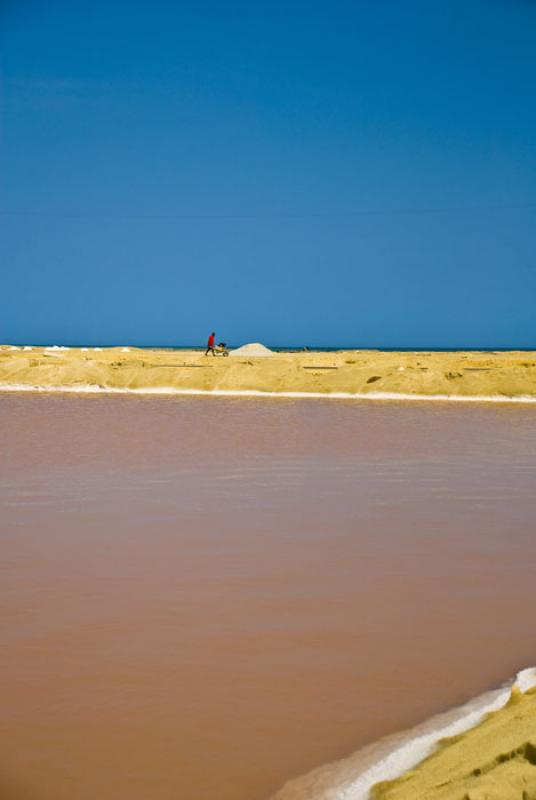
[229, 342, 274, 357]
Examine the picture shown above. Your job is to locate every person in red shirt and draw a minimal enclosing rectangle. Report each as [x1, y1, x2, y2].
[205, 331, 216, 356]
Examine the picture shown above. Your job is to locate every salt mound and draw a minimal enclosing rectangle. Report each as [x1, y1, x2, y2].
[229, 342, 274, 357]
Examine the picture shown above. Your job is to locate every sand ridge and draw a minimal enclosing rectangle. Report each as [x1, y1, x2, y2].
[1, 346, 536, 399]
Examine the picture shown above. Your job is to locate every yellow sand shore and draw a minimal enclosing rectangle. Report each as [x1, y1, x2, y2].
[372, 687, 536, 800]
[1, 346, 536, 399]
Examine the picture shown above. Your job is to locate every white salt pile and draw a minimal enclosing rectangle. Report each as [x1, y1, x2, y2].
[23, 346, 33, 351]
[229, 342, 274, 357]
[122, 347, 130, 352]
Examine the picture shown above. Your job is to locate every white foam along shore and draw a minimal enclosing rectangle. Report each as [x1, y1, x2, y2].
[1, 382, 536, 404]
[272, 667, 536, 800]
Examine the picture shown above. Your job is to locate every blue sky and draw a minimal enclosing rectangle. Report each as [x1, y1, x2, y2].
[1, 0, 535, 347]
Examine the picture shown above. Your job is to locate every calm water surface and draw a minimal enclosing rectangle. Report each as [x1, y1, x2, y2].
[1, 394, 536, 800]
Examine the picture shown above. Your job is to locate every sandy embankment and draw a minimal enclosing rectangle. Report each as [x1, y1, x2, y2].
[371, 685, 536, 800]
[272, 672, 536, 800]
[1, 346, 536, 400]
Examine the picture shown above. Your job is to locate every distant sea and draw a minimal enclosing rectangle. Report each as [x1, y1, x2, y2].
[15, 344, 535, 352]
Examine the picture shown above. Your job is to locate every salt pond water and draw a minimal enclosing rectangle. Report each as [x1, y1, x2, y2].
[1, 393, 535, 800]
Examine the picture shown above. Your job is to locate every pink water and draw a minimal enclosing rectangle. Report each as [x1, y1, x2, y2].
[1, 393, 535, 800]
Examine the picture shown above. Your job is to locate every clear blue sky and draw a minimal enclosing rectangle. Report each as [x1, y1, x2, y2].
[1, 0, 535, 347]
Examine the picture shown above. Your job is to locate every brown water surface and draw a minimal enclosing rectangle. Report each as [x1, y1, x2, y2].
[1, 394, 535, 800]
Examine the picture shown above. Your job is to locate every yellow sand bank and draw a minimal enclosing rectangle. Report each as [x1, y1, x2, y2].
[372, 687, 536, 800]
[1, 346, 536, 399]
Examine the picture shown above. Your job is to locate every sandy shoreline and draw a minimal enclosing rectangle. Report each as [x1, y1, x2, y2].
[3, 383, 536, 404]
[1, 346, 536, 400]
[273, 669, 536, 800]
[371, 679, 536, 800]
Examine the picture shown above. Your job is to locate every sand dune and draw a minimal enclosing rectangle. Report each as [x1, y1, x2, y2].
[1, 346, 536, 400]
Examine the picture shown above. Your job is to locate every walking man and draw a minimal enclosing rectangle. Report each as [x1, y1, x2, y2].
[205, 331, 216, 356]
